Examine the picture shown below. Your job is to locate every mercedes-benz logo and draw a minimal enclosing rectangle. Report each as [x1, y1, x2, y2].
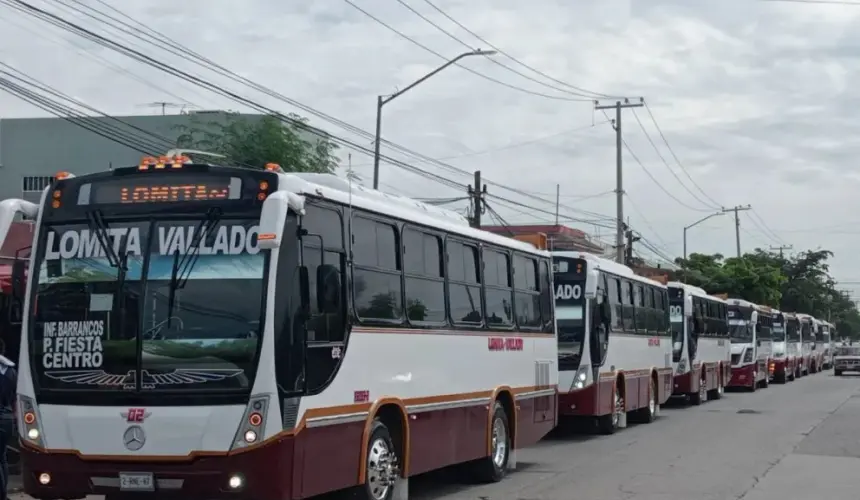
[123, 425, 146, 451]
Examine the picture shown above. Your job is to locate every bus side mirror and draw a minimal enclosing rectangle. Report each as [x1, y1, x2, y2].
[316, 264, 341, 314]
[11, 260, 25, 300]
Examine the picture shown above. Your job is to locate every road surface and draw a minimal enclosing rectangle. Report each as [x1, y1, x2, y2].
[10, 372, 860, 499]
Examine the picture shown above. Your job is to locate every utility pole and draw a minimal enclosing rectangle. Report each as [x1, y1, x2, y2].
[595, 98, 645, 264]
[721, 205, 752, 257]
[468, 170, 486, 229]
[769, 244, 793, 258]
[624, 226, 641, 267]
[554, 184, 560, 225]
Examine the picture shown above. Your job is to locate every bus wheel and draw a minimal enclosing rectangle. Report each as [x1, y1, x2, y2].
[471, 401, 510, 483]
[707, 371, 723, 400]
[598, 389, 623, 435]
[690, 372, 707, 405]
[635, 376, 657, 423]
[362, 420, 401, 500]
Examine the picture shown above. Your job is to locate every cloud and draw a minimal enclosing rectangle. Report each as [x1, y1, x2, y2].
[2, 0, 860, 289]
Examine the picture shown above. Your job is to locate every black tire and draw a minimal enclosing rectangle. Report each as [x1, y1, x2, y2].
[598, 385, 623, 435]
[690, 372, 706, 406]
[359, 420, 401, 500]
[470, 401, 510, 483]
[835, 370, 843, 376]
[707, 371, 723, 400]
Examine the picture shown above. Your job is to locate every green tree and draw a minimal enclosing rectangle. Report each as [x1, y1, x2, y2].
[174, 112, 340, 172]
[674, 252, 785, 305]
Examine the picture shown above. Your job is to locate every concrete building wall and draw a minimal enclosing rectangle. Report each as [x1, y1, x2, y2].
[0, 111, 327, 205]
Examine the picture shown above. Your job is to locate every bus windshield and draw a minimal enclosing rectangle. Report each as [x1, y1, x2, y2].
[786, 319, 800, 341]
[835, 346, 860, 356]
[729, 322, 752, 342]
[31, 218, 266, 396]
[772, 324, 786, 342]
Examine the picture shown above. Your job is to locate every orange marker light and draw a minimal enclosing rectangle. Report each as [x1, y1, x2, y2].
[259, 181, 269, 191]
[258, 233, 276, 241]
[256, 192, 266, 201]
[248, 412, 263, 426]
[51, 200, 60, 209]
[264, 163, 283, 173]
[55, 171, 71, 180]
[23, 411, 35, 425]
[52, 190, 61, 199]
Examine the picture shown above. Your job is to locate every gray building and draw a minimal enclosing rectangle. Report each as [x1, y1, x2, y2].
[0, 111, 329, 205]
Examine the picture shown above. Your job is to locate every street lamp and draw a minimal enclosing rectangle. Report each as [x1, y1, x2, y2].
[371, 48, 497, 189]
[683, 212, 724, 261]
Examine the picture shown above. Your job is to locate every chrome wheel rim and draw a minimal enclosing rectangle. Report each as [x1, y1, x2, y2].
[367, 437, 394, 500]
[648, 380, 656, 414]
[491, 417, 507, 468]
[612, 391, 623, 427]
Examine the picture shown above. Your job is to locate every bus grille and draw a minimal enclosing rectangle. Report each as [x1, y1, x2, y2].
[731, 353, 741, 365]
[282, 397, 301, 429]
[535, 361, 551, 389]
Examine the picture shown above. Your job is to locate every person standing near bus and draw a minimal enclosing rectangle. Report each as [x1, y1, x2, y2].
[0, 353, 17, 500]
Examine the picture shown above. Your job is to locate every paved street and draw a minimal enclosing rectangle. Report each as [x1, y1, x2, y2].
[10, 373, 860, 500]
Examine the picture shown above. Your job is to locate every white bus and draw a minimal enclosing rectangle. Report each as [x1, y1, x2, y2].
[553, 252, 673, 435]
[810, 317, 826, 373]
[666, 282, 730, 404]
[796, 313, 815, 375]
[819, 320, 834, 370]
[773, 311, 800, 382]
[726, 299, 773, 391]
[0, 156, 559, 500]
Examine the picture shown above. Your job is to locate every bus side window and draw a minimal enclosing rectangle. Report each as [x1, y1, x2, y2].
[402, 227, 445, 324]
[644, 286, 655, 333]
[512, 254, 541, 329]
[484, 249, 513, 327]
[447, 240, 483, 326]
[607, 277, 621, 331]
[633, 284, 645, 334]
[621, 280, 634, 332]
[301, 204, 346, 343]
[352, 216, 403, 322]
[538, 260, 553, 333]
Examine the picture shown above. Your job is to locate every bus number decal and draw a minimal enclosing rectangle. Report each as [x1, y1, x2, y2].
[555, 284, 582, 300]
[354, 390, 370, 403]
[488, 337, 524, 351]
[648, 337, 661, 347]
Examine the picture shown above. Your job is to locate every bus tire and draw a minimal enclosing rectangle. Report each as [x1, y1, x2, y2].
[635, 375, 657, 423]
[598, 384, 623, 435]
[708, 367, 723, 400]
[361, 420, 401, 500]
[471, 401, 510, 483]
[690, 370, 706, 406]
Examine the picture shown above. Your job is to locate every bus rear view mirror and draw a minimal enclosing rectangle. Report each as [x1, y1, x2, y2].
[316, 264, 341, 314]
[584, 270, 599, 298]
[11, 260, 25, 300]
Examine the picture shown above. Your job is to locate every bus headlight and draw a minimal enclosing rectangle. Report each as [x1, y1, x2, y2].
[573, 365, 589, 389]
[231, 394, 270, 451]
[18, 395, 44, 448]
[743, 349, 754, 364]
[676, 359, 687, 374]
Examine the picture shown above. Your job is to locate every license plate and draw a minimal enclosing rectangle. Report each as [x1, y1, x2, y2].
[119, 472, 154, 491]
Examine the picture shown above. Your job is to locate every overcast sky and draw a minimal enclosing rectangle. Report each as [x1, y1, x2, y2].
[1, 0, 859, 295]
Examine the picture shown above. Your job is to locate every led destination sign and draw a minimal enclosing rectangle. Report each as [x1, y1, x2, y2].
[81, 175, 242, 205]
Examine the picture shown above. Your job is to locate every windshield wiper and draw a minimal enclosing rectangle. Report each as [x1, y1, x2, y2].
[165, 208, 222, 327]
[85, 210, 124, 270]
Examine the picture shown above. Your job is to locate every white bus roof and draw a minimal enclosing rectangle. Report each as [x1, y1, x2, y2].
[666, 281, 726, 303]
[553, 251, 667, 288]
[795, 312, 813, 321]
[278, 173, 549, 257]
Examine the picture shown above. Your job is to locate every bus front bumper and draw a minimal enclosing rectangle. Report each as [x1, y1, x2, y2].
[728, 363, 756, 388]
[20, 437, 295, 500]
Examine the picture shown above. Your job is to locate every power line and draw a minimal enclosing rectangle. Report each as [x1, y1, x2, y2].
[394, 0, 607, 99]
[419, 0, 626, 99]
[630, 108, 719, 211]
[339, 0, 591, 102]
[642, 102, 723, 208]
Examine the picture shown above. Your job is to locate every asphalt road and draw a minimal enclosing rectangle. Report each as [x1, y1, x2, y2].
[10, 372, 860, 500]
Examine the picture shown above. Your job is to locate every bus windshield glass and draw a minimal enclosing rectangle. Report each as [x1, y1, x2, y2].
[553, 257, 586, 369]
[835, 346, 860, 356]
[786, 319, 800, 341]
[31, 218, 266, 395]
[801, 321, 812, 342]
[772, 322, 786, 342]
[729, 322, 752, 342]
[669, 297, 683, 352]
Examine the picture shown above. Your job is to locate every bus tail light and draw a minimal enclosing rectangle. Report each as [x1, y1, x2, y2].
[138, 157, 156, 170]
[54, 171, 74, 180]
[18, 395, 44, 447]
[230, 395, 270, 451]
[264, 163, 284, 173]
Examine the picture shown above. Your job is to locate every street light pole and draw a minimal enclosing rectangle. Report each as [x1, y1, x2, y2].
[682, 211, 724, 282]
[371, 49, 497, 189]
